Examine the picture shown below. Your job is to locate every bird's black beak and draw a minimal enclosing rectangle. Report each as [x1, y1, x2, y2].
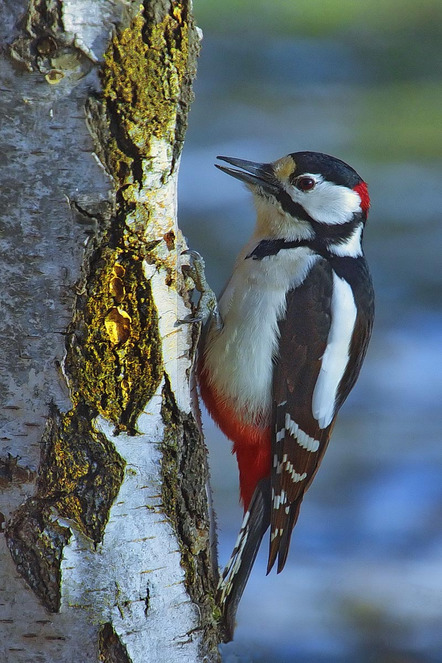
[215, 156, 280, 195]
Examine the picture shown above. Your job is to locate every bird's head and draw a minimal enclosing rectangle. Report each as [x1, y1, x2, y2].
[216, 151, 370, 254]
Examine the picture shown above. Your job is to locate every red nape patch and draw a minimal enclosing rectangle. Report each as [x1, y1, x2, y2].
[353, 181, 370, 215]
[198, 367, 271, 511]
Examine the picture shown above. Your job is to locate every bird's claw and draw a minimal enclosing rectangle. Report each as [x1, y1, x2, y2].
[178, 250, 218, 325]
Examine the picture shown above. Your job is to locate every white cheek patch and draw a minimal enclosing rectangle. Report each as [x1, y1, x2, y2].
[287, 176, 362, 225]
[312, 272, 357, 428]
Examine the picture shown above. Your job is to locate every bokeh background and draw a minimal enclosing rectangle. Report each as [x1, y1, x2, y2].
[179, 2, 442, 661]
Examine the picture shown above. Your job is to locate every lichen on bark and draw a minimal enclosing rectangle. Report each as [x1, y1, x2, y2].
[3, 1, 219, 656]
[36, 404, 126, 543]
[6, 499, 72, 613]
[5, 403, 126, 612]
[65, 246, 162, 433]
[101, 4, 194, 179]
[62, 2, 199, 434]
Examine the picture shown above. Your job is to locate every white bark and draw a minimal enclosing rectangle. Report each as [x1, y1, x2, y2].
[0, 1, 219, 661]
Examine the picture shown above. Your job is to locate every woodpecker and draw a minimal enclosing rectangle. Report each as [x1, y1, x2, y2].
[197, 151, 374, 641]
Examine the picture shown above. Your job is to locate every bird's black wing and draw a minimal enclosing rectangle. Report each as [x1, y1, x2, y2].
[269, 258, 334, 571]
[268, 255, 374, 573]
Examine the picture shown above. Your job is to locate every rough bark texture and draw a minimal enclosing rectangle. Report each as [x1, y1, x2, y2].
[0, 1, 220, 661]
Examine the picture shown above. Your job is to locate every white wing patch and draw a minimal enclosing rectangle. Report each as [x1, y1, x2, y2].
[312, 271, 357, 428]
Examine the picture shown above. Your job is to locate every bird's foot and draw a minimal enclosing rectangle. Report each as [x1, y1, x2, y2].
[179, 250, 220, 325]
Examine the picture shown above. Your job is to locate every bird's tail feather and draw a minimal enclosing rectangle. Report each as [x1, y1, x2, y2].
[217, 477, 271, 642]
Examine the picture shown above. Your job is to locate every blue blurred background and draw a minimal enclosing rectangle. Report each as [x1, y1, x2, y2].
[179, 2, 442, 661]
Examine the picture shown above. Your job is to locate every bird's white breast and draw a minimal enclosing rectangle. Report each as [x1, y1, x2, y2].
[202, 243, 318, 425]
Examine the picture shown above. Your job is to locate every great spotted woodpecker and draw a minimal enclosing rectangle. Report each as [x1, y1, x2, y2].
[197, 151, 374, 641]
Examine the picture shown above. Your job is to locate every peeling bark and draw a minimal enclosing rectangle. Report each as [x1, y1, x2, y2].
[0, 1, 220, 661]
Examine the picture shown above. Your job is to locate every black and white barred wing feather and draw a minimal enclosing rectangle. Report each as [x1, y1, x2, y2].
[269, 256, 374, 572]
[269, 258, 335, 572]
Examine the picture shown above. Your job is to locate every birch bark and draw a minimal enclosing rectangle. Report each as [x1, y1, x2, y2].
[0, 1, 220, 661]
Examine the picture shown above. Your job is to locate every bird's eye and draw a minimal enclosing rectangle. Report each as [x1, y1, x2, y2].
[295, 176, 316, 192]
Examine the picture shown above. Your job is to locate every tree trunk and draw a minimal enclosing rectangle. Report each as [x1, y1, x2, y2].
[0, 1, 220, 661]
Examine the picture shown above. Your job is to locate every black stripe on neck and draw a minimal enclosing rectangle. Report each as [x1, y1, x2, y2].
[246, 221, 363, 261]
[246, 236, 338, 260]
[246, 238, 311, 260]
